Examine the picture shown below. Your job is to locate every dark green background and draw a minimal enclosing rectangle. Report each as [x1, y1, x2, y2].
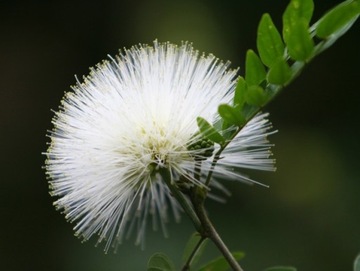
[1, 0, 359, 270]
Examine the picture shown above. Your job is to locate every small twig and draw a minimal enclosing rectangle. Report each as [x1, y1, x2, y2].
[181, 236, 207, 271]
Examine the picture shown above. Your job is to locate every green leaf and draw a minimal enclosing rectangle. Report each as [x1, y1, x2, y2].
[198, 251, 245, 271]
[182, 233, 208, 267]
[196, 117, 225, 144]
[355, 253, 360, 271]
[284, 0, 314, 23]
[285, 18, 314, 61]
[221, 121, 233, 140]
[267, 58, 292, 85]
[245, 85, 268, 106]
[245, 49, 266, 86]
[218, 104, 246, 127]
[283, 0, 314, 61]
[147, 253, 176, 271]
[316, 0, 360, 39]
[234, 77, 247, 106]
[283, 0, 314, 38]
[257, 13, 285, 67]
[264, 266, 297, 271]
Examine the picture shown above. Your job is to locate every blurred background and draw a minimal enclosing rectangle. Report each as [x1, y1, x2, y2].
[1, 0, 359, 270]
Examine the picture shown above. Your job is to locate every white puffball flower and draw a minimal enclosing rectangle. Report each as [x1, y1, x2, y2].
[45, 41, 275, 252]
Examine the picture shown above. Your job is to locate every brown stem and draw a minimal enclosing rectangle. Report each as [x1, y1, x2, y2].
[191, 188, 244, 271]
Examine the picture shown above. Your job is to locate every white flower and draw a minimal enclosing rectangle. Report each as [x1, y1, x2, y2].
[45, 41, 275, 251]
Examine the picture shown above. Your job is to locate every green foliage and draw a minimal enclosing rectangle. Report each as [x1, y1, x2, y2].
[264, 267, 297, 271]
[198, 0, 359, 141]
[257, 13, 285, 67]
[245, 85, 268, 106]
[286, 19, 314, 61]
[283, 0, 314, 61]
[218, 104, 245, 127]
[355, 253, 360, 271]
[245, 49, 266, 86]
[198, 252, 245, 271]
[283, 0, 314, 39]
[316, 0, 360, 39]
[196, 117, 225, 144]
[147, 253, 176, 271]
[267, 59, 292, 85]
[233, 76, 247, 107]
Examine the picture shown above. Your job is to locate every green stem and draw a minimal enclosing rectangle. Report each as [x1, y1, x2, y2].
[205, 127, 240, 187]
[159, 168, 202, 232]
[181, 236, 207, 271]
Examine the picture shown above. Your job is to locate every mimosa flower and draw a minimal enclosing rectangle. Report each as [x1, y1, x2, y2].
[45, 41, 275, 251]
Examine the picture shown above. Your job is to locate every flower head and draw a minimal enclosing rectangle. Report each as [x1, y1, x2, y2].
[45, 41, 275, 251]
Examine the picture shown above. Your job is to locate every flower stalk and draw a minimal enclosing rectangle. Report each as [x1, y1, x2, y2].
[190, 186, 244, 271]
[161, 162, 244, 270]
[159, 169, 202, 232]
